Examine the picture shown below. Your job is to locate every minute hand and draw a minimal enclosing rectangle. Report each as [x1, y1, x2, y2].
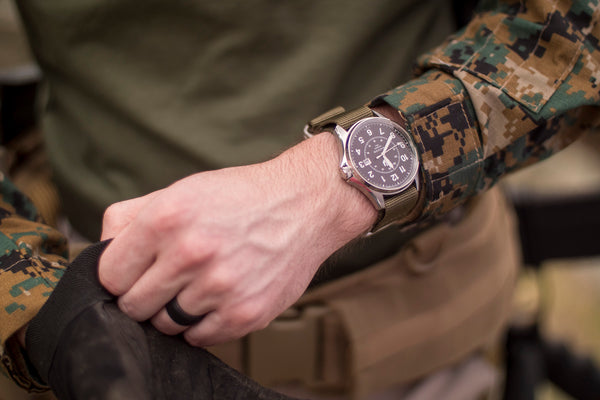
[380, 133, 394, 155]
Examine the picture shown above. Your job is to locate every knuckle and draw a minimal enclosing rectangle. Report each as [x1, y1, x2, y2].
[204, 270, 233, 294]
[146, 205, 179, 234]
[184, 332, 204, 348]
[227, 304, 259, 329]
[176, 238, 208, 265]
[118, 298, 145, 321]
[103, 202, 123, 219]
[102, 203, 125, 229]
[167, 243, 213, 278]
[167, 254, 193, 275]
[98, 268, 126, 296]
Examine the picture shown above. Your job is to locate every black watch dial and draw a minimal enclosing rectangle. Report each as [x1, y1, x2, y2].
[346, 117, 418, 192]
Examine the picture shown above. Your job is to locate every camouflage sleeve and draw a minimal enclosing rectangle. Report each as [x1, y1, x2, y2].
[0, 173, 68, 391]
[381, 0, 600, 222]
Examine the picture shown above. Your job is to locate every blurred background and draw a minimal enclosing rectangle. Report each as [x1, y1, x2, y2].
[502, 133, 600, 399]
[1, 0, 600, 399]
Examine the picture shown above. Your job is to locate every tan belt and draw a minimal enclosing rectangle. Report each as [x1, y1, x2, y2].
[209, 186, 520, 399]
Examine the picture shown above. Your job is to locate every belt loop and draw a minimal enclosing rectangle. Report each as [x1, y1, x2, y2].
[246, 305, 347, 390]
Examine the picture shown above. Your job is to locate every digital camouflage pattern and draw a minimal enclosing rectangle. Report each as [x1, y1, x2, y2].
[2, 0, 600, 390]
[0, 173, 68, 390]
[383, 0, 600, 222]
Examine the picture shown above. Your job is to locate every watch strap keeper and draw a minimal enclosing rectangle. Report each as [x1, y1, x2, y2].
[305, 106, 373, 137]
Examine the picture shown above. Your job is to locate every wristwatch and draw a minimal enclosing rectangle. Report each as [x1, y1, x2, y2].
[304, 105, 420, 233]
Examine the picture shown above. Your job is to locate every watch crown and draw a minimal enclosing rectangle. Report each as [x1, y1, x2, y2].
[340, 166, 353, 180]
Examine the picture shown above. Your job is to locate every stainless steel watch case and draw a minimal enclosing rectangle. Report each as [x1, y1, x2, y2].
[333, 115, 420, 211]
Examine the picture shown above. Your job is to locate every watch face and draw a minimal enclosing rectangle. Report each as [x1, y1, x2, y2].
[346, 117, 418, 192]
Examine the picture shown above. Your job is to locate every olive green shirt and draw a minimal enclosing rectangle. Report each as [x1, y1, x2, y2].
[17, 0, 455, 239]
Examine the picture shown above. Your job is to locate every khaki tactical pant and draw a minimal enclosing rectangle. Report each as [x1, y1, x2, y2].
[210, 186, 520, 399]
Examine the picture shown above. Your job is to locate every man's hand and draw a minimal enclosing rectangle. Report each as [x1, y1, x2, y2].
[98, 133, 377, 347]
[26, 242, 298, 400]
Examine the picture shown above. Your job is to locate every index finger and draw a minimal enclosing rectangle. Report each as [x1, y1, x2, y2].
[101, 190, 164, 241]
[98, 220, 158, 296]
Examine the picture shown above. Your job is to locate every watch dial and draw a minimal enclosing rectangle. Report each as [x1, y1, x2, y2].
[347, 117, 418, 192]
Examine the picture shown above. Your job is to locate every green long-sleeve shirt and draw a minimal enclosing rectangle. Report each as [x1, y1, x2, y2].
[2, 0, 599, 389]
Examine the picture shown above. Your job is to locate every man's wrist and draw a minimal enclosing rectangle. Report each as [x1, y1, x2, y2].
[301, 103, 422, 233]
[276, 132, 378, 243]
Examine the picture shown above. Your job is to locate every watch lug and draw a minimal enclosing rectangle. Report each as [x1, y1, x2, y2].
[334, 125, 349, 143]
[371, 190, 386, 209]
[336, 125, 353, 179]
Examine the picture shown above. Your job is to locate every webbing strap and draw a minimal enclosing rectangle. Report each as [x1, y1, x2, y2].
[305, 106, 373, 135]
[373, 184, 419, 232]
[245, 306, 347, 389]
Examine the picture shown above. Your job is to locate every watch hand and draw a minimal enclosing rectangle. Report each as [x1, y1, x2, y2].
[376, 142, 401, 159]
[382, 154, 393, 169]
[380, 132, 394, 156]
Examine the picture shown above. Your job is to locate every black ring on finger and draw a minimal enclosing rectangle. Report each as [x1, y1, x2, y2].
[165, 297, 206, 326]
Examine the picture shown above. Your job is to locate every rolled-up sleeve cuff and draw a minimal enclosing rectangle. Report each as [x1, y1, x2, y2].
[377, 70, 484, 226]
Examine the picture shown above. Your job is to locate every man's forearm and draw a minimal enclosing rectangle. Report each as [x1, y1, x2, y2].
[98, 129, 378, 347]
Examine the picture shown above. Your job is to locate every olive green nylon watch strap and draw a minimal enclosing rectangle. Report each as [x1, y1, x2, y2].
[306, 106, 374, 133]
[374, 184, 418, 232]
[306, 106, 419, 233]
